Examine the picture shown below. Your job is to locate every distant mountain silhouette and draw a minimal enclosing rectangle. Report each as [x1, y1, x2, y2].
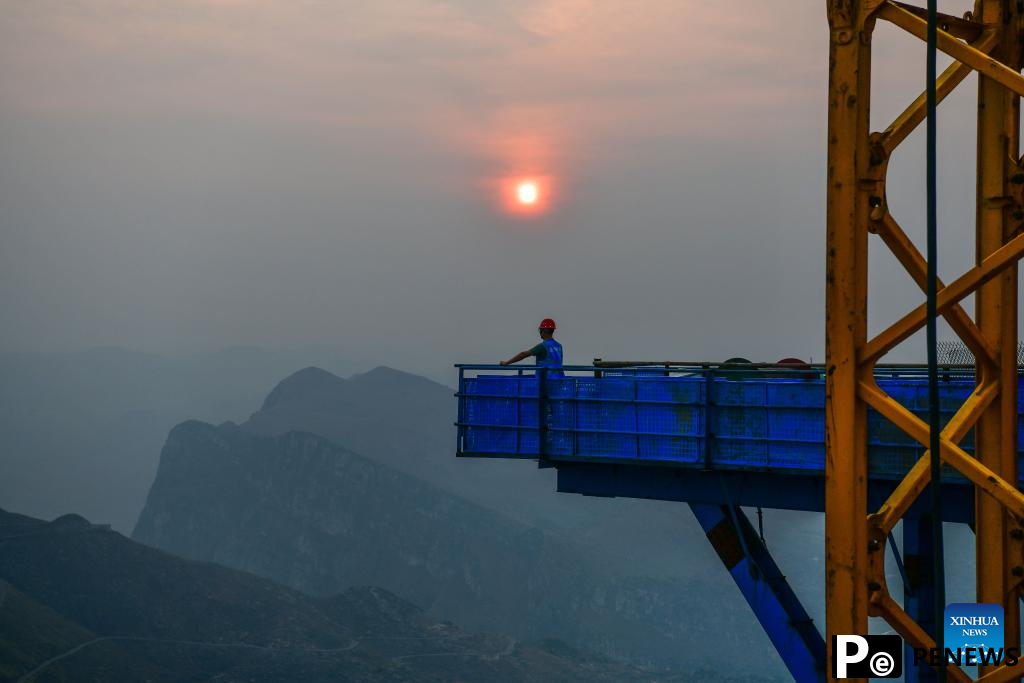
[0, 348, 366, 532]
[0, 507, 705, 683]
[245, 365, 464, 498]
[262, 366, 446, 413]
[242, 365, 734, 571]
[134, 373, 791, 676]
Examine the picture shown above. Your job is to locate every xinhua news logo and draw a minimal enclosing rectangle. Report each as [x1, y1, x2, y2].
[944, 603, 1003, 666]
[832, 635, 902, 678]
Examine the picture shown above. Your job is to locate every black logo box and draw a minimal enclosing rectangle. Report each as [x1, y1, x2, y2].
[832, 635, 903, 678]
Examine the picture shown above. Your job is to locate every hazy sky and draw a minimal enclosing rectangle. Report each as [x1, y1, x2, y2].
[0, 0, 1009, 375]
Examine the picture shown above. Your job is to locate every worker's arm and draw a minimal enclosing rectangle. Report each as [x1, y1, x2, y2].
[499, 350, 533, 366]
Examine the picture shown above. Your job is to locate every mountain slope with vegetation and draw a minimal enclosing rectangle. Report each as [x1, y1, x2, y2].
[1, 508, 715, 682]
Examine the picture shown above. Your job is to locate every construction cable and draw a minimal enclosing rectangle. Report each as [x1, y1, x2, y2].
[925, 0, 948, 678]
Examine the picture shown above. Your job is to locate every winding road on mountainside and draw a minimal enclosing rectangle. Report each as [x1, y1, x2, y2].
[15, 632, 517, 681]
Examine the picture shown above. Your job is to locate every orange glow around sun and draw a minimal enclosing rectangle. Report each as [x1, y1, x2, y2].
[478, 128, 560, 219]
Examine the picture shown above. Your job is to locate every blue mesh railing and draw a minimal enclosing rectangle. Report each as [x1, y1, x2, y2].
[455, 364, 1024, 481]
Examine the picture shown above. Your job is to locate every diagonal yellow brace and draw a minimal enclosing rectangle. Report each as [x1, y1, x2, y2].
[879, 32, 997, 156]
[867, 378, 998, 533]
[976, 658, 1024, 683]
[885, 2, 983, 41]
[878, 1, 1024, 98]
[941, 443, 1024, 523]
[861, 231, 1024, 365]
[859, 380, 1024, 522]
[873, 212, 999, 367]
[872, 592, 974, 683]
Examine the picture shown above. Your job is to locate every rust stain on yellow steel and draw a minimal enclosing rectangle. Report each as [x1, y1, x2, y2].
[885, 3, 983, 41]
[825, 2, 872, 678]
[974, 0, 1022, 666]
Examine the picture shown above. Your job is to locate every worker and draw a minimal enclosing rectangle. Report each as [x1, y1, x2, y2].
[500, 318, 564, 376]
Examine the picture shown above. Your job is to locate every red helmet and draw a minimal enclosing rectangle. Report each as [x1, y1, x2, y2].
[538, 318, 557, 330]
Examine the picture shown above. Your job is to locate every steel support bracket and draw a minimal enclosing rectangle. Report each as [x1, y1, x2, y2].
[690, 503, 826, 683]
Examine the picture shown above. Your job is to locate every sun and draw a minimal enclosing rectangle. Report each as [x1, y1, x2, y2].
[497, 176, 551, 217]
[516, 182, 539, 205]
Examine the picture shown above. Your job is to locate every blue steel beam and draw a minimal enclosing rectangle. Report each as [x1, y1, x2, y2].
[554, 462, 977, 525]
[690, 502, 825, 683]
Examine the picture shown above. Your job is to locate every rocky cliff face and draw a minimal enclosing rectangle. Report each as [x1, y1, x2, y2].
[135, 422, 577, 628]
[241, 365, 723, 567]
[243, 366, 576, 530]
[133, 419, 784, 676]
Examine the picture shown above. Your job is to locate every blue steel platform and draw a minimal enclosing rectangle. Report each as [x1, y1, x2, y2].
[456, 364, 1024, 523]
[454, 364, 1024, 682]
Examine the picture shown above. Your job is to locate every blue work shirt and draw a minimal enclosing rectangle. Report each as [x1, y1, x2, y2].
[530, 338, 564, 377]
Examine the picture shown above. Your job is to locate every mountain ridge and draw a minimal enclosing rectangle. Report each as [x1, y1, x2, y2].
[3, 506, 709, 682]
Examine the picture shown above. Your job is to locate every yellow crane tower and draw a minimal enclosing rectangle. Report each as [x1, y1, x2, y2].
[826, 1, 1024, 681]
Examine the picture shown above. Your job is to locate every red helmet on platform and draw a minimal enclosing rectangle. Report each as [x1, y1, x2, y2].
[538, 318, 557, 330]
